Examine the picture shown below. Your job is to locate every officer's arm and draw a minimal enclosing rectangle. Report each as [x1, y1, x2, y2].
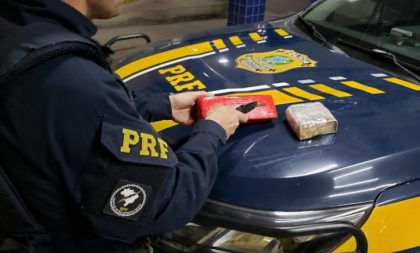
[131, 92, 172, 122]
[37, 56, 225, 242]
[83, 117, 226, 242]
[146, 119, 226, 235]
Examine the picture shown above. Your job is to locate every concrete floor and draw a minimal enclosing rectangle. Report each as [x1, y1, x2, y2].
[94, 0, 309, 66]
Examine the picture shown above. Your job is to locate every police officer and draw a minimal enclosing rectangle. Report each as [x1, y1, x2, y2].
[0, 0, 248, 252]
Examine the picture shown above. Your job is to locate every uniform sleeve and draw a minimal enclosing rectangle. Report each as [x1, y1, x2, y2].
[131, 91, 172, 122]
[24, 56, 226, 242]
[147, 119, 226, 234]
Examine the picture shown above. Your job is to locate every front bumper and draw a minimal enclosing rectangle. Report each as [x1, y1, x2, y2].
[153, 200, 371, 253]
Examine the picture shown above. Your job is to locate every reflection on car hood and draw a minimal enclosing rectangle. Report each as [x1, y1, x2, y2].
[120, 22, 420, 211]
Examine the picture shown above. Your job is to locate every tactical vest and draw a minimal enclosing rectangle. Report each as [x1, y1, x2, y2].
[0, 18, 110, 84]
[0, 17, 110, 252]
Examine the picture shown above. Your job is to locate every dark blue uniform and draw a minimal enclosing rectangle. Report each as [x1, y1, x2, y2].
[0, 0, 226, 252]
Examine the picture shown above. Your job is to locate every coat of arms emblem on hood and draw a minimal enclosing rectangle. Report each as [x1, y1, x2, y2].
[236, 49, 317, 74]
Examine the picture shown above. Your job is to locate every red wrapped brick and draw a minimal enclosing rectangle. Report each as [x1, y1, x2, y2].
[196, 95, 278, 123]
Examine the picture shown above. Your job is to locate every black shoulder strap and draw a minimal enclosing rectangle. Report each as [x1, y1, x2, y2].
[0, 18, 110, 84]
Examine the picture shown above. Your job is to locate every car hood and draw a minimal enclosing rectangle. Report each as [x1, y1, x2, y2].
[118, 22, 420, 211]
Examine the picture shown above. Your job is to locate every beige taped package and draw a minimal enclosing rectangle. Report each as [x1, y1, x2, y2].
[285, 102, 338, 140]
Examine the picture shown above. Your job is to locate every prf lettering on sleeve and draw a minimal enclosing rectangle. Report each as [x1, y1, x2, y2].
[158, 64, 206, 91]
[120, 128, 169, 159]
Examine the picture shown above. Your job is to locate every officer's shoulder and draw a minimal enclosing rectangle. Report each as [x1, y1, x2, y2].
[25, 54, 117, 96]
[49, 54, 110, 78]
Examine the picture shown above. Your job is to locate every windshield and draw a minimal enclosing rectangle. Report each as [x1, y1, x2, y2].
[303, 0, 420, 68]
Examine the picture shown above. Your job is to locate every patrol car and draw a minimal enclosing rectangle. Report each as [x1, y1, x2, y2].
[115, 0, 420, 252]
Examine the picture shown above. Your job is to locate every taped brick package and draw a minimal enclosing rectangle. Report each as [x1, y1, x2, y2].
[285, 102, 338, 140]
[196, 95, 278, 123]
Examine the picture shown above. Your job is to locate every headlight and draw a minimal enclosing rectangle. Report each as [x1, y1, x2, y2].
[202, 228, 282, 253]
[157, 200, 372, 252]
[159, 224, 284, 253]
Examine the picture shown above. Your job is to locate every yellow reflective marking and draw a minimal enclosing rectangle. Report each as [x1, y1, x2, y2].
[229, 36, 244, 46]
[334, 196, 420, 253]
[309, 84, 352, 98]
[341, 81, 385, 94]
[275, 28, 289, 37]
[227, 89, 303, 105]
[151, 120, 178, 133]
[384, 77, 420, 91]
[173, 80, 206, 92]
[283, 87, 324, 100]
[249, 32, 263, 41]
[115, 42, 214, 79]
[166, 72, 195, 86]
[158, 65, 186, 75]
[212, 39, 227, 50]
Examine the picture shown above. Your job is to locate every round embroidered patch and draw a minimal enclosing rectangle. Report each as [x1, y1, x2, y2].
[109, 184, 146, 217]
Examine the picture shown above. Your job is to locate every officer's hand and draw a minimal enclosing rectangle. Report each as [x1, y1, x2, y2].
[205, 105, 248, 139]
[169, 91, 213, 126]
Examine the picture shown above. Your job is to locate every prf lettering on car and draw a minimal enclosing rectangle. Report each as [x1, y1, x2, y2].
[158, 64, 206, 91]
[120, 128, 169, 159]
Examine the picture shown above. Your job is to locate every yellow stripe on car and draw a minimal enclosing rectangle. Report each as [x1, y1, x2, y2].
[115, 42, 214, 79]
[341, 81, 385, 94]
[229, 36, 244, 46]
[227, 89, 304, 105]
[384, 77, 420, 91]
[249, 32, 264, 42]
[334, 196, 420, 253]
[212, 39, 227, 50]
[151, 120, 178, 133]
[274, 28, 289, 37]
[283, 87, 325, 100]
[310, 84, 353, 98]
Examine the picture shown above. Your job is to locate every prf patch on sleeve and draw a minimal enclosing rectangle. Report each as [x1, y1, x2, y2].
[101, 115, 177, 167]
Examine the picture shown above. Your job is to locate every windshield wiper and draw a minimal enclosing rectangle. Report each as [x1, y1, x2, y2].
[296, 15, 347, 56]
[372, 49, 420, 83]
[337, 39, 420, 82]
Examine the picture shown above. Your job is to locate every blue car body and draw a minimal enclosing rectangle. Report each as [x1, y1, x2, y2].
[115, 3, 420, 252]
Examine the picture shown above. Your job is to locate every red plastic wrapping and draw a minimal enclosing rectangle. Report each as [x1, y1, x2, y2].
[196, 95, 278, 122]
